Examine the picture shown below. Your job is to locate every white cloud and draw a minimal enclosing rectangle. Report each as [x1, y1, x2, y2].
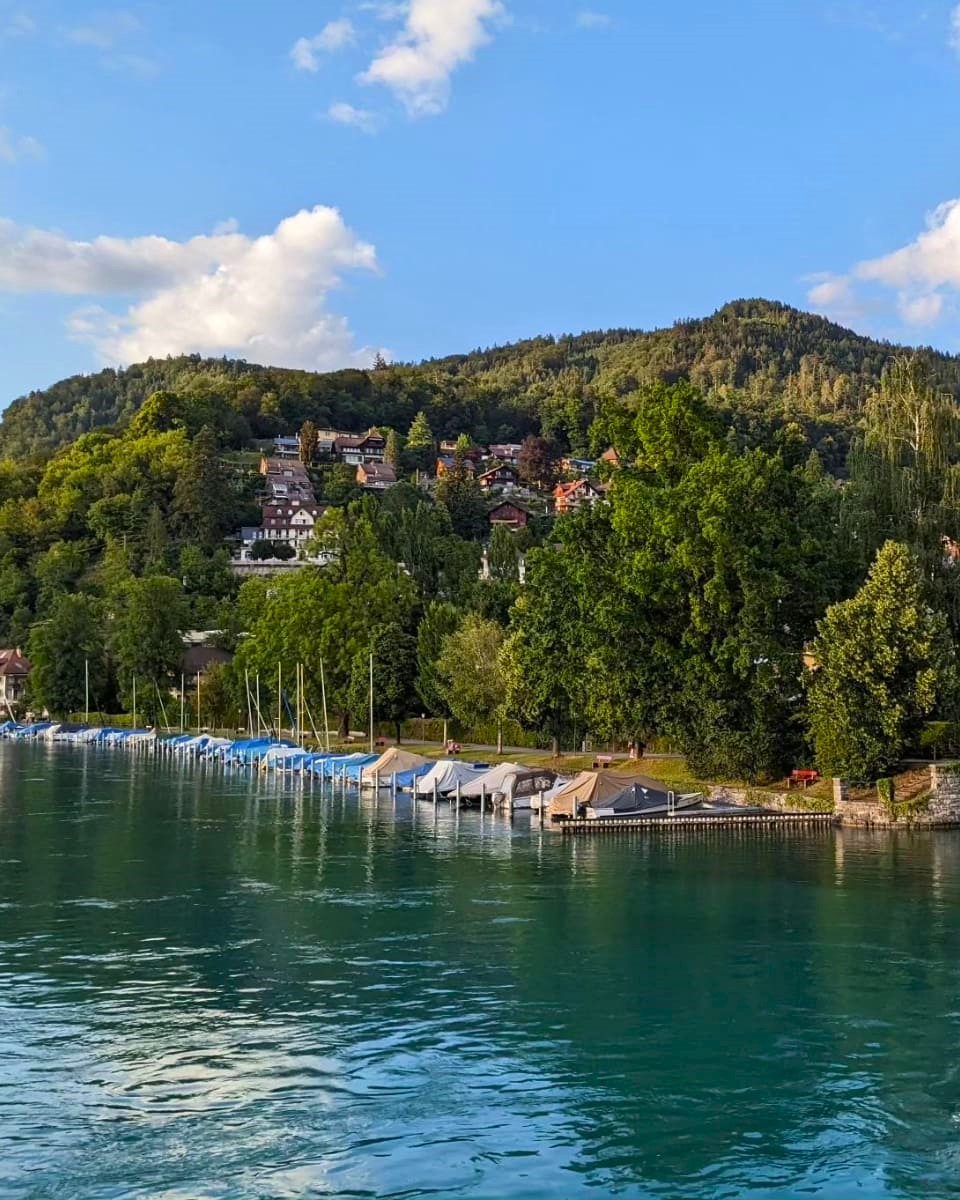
[0, 127, 44, 164]
[807, 199, 960, 330]
[0, 207, 380, 370]
[950, 4, 960, 53]
[3, 11, 36, 37]
[327, 101, 380, 133]
[67, 9, 141, 49]
[360, 0, 506, 116]
[290, 19, 356, 71]
[576, 10, 612, 29]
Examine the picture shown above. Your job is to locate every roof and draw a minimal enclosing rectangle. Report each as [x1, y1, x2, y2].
[358, 462, 397, 482]
[0, 649, 30, 677]
[181, 646, 233, 676]
[555, 479, 600, 498]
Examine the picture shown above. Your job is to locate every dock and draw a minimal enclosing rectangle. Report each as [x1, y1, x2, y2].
[561, 811, 837, 834]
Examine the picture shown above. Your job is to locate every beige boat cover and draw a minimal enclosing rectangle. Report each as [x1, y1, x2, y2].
[361, 746, 431, 784]
[547, 769, 669, 820]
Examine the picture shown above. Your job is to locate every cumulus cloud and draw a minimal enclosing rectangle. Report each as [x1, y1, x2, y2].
[0, 207, 380, 369]
[3, 10, 36, 37]
[0, 127, 44, 164]
[327, 101, 380, 133]
[290, 19, 356, 71]
[360, 0, 506, 116]
[806, 199, 960, 330]
[576, 10, 612, 29]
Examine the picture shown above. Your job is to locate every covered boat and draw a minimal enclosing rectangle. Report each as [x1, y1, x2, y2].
[361, 746, 431, 787]
[414, 759, 491, 797]
[458, 762, 558, 810]
[548, 770, 702, 821]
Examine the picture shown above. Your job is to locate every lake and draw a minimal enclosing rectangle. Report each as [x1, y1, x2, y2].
[2, 743, 960, 1199]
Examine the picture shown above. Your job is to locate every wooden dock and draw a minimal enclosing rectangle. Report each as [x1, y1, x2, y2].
[561, 811, 837, 834]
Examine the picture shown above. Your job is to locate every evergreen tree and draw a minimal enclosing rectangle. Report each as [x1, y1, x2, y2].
[404, 410, 435, 472]
[299, 420, 319, 465]
[172, 426, 232, 549]
[384, 428, 402, 469]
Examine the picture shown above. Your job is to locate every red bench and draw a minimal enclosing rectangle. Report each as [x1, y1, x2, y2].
[789, 769, 819, 789]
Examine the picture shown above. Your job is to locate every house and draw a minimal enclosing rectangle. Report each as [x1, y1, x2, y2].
[436, 455, 476, 478]
[273, 435, 301, 460]
[560, 457, 597, 476]
[258, 499, 326, 551]
[488, 443, 523, 464]
[0, 649, 31, 704]
[600, 447, 621, 468]
[554, 479, 603, 515]
[259, 457, 316, 504]
[477, 463, 518, 492]
[357, 462, 397, 491]
[335, 430, 387, 465]
[181, 645, 233, 679]
[488, 501, 530, 529]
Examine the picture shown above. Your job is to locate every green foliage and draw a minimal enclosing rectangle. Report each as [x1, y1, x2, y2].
[877, 777, 895, 814]
[487, 523, 520, 581]
[416, 601, 462, 716]
[807, 542, 957, 782]
[436, 443, 487, 540]
[299, 420, 318, 464]
[28, 593, 108, 716]
[347, 622, 418, 739]
[112, 575, 188, 720]
[436, 614, 506, 733]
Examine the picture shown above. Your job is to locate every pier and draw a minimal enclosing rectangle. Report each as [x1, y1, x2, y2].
[561, 811, 837, 834]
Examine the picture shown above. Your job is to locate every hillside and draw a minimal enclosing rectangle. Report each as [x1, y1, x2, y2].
[4, 299, 958, 465]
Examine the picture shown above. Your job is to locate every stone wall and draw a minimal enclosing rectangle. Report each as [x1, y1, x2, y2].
[929, 764, 960, 822]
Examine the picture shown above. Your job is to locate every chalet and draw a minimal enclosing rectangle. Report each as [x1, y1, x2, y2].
[258, 499, 325, 551]
[273, 435, 301, 460]
[477, 463, 518, 492]
[488, 501, 530, 530]
[0, 649, 31, 704]
[554, 479, 603, 515]
[436, 455, 476, 478]
[335, 430, 387, 466]
[488, 443, 523, 464]
[600, 447, 621, 467]
[357, 462, 397, 491]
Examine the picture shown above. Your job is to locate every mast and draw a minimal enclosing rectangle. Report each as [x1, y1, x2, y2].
[320, 655, 330, 753]
[368, 651, 374, 753]
[84, 658, 89, 725]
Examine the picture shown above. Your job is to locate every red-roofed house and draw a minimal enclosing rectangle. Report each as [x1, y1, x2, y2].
[0, 649, 31, 704]
[554, 479, 603, 515]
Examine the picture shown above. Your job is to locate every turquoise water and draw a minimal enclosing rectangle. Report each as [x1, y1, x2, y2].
[2, 746, 960, 1199]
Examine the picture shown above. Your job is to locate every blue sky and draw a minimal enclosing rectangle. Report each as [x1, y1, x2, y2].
[2, 0, 960, 403]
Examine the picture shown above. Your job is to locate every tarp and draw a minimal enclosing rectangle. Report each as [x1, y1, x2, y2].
[361, 746, 431, 786]
[414, 759, 491, 796]
[458, 762, 557, 807]
[548, 770, 672, 820]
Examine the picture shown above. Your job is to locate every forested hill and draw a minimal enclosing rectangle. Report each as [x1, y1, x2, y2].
[4, 299, 959, 463]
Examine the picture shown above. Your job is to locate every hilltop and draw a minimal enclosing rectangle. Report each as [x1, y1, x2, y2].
[3, 299, 957, 467]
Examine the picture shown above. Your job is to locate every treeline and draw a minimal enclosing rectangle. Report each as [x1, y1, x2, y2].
[8, 299, 960, 468]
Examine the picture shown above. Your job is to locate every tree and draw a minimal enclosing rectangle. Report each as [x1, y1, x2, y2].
[299, 420, 319, 465]
[142, 504, 169, 574]
[172, 426, 233, 549]
[518, 435, 559, 490]
[348, 622, 418, 742]
[28, 594, 108, 716]
[384, 428, 402, 469]
[436, 614, 507, 751]
[416, 601, 462, 717]
[112, 575, 187, 722]
[199, 662, 238, 731]
[404, 410, 435, 473]
[436, 440, 487, 540]
[807, 541, 956, 781]
[487, 523, 520, 582]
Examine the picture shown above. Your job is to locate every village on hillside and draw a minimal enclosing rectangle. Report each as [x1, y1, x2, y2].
[232, 423, 613, 576]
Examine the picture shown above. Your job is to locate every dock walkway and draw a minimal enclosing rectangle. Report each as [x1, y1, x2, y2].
[561, 811, 837, 834]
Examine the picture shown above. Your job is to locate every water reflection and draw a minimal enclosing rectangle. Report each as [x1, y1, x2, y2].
[1, 745, 960, 1198]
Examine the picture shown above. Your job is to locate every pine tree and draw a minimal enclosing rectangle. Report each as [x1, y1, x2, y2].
[384, 429, 402, 469]
[299, 420, 319, 465]
[172, 426, 232, 550]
